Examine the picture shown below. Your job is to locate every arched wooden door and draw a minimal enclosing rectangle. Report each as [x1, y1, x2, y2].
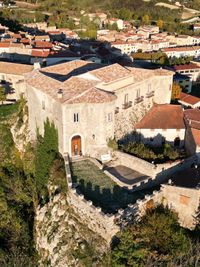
[71, 135, 82, 156]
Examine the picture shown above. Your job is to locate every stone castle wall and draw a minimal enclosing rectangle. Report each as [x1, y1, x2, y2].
[116, 184, 200, 229]
[64, 154, 119, 243]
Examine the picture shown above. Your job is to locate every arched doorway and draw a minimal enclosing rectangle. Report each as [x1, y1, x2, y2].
[174, 137, 180, 147]
[71, 135, 82, 156]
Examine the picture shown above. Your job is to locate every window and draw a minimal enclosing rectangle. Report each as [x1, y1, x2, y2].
[124, 93, 129, 104]
[74, 113, 79, 122]
[107, 113, 113, 122]
[42, 100, 45, 110]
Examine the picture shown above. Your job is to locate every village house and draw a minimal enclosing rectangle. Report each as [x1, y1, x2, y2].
[107, 18, 124, 30]
[184, 109, 200, 161]
[25, 60, 173, 159]
[163, 46, 200, 59]
[134, 104, 185, 148]
[193, 23, 200, 31]
[173, 62, 200, 84]
[0, 61, 33, 99]
[173, 73, 192, 93]
[179, 92, 200, 109]
[137, 25, 159, 39]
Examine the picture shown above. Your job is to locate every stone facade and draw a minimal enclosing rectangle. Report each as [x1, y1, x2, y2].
[25, 60, 174, 159]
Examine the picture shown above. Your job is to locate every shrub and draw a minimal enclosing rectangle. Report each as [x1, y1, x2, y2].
[112, 206, 190, 266]
[35, 119, 58, 197]
[107, 138, 118, 151]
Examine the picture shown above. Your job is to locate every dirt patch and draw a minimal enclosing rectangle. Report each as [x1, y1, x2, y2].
[15, 1, 39, 9]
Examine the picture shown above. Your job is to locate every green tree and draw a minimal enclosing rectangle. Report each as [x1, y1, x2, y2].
[112, 206, 190, 266]
[119, 8, 132, 21]
[35, 119, 58, 197]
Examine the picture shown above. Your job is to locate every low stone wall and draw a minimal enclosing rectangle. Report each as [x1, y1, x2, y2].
[113, 151, 156, 177]
[64, 154, 72, 188]
[112, 151, 197, 191]
[116, 184, 200, 230]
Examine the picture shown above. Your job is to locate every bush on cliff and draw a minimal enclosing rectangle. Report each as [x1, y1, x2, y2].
[35, 119, 58, 198]
[112, 206, 191, 267]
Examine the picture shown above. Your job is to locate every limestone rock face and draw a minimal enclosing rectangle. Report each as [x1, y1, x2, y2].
[35, 192, 108, 267]
[11, 105, 30, 153]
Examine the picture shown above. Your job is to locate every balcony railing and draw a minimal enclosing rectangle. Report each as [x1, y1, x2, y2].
[135, 96, 144, 104]
[146, 91, 155, 98]
[122, 101, 132, 109]
[115, 107, 119, 114]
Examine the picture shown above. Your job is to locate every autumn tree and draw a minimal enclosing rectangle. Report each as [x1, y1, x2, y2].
[142, 14, 150, 25]
[157, 19, 164, 29]
[171, 83, 182, 100]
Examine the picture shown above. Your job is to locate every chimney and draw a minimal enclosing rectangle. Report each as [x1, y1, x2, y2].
[34, 61, 41, 70]
[57, 89, 63, 99]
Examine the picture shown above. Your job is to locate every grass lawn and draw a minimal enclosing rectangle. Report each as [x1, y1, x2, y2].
[0, 102, 19, 119]
[71, 160, 154, 214]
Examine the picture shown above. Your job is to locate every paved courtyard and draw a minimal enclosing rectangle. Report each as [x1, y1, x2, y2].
[105, 165, 150, 185]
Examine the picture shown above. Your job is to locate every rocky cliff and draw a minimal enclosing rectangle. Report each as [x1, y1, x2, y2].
[35, 188, 109, 267]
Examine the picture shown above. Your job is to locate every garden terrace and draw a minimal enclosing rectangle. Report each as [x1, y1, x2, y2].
[71, 159, 156, 214]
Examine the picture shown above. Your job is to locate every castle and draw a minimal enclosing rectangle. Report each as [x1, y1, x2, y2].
[25, 60, 174, 158]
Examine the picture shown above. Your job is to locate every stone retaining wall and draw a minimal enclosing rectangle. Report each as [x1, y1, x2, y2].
[112, 151, 197, 191]
[113, 151, 156, 177]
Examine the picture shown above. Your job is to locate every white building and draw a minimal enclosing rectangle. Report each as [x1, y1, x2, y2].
[173, 62, 200, 83]
[0, 61, 33, 99]
[163, 46, 200, 58]
[179, 92, 200, 109]
[135, 104, 185, 148]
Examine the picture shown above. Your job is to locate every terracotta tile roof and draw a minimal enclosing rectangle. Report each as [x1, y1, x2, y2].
[31, 49, 50, 57]
[34, 35, 50, 41]
[34, 41, 53, 49]
[184, 109, 200, 130]
[26, 60, 174, 105]
[0, 61, 33, 75]
[90, 64, 131, 83]
[179, 92, 200, 105]
[41, 60, 102, 81]
[26, 71, 116, 104]
[163, 46, 200, 52]
[135, 104, 185, 129]
[174, 63, 200, 71]
[48, 31, 61, 35]
[191, 128, 200, 146]
[0, 42, 9, 47]
[20, 38, 30, 44]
